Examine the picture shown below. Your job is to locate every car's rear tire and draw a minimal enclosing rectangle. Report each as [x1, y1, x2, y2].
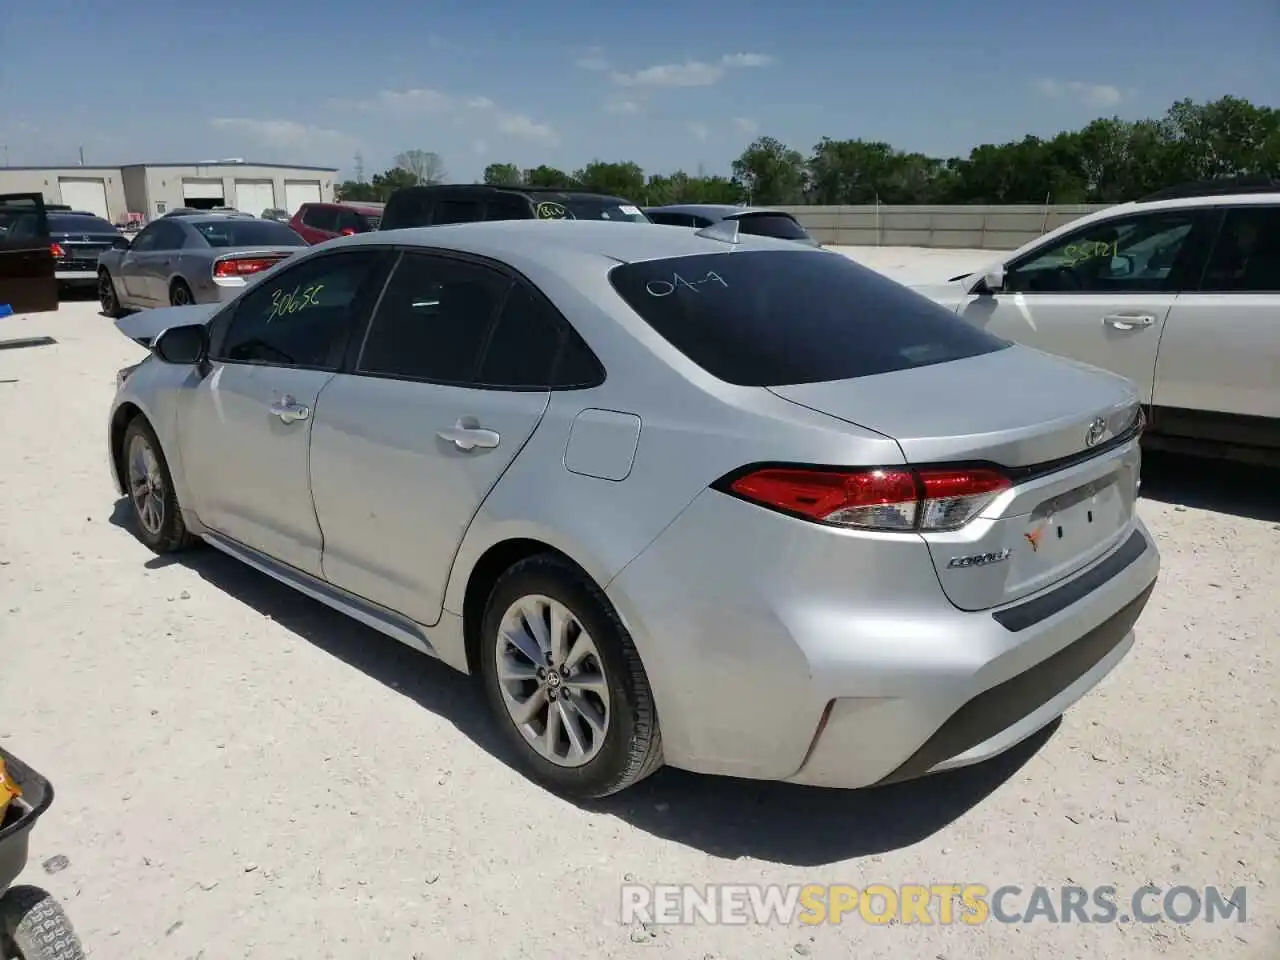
[97, 269, 121, 317]
[0, 885, 86, 960]
[120, 416, 197, 554]
[478, 554, 663, 799]
[169, 278, 194, 307]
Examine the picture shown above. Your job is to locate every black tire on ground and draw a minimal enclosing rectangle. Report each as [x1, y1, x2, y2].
[120, 415, 198, 554]
[169, 278, 194, 307]
[478, 553, 663, 799]
[0, 885, 86, 960]
[97, 269, 121, 318]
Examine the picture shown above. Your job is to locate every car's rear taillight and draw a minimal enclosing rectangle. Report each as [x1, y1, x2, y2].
[213, 257, 279, 278]
[720, 465, 1011, 532]
[50, 242, 65, 258]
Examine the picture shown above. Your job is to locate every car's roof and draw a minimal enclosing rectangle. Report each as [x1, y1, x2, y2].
[646, 203, 791, 219]
[392, 184, 634, 203]
[341, 218, 812, 265]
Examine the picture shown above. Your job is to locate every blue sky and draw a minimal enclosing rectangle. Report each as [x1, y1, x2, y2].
[1, 0, 1276, 181]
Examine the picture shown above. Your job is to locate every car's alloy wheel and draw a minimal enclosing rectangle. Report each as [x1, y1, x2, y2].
[170, 281, 193, 306]
[495, 594, 611, 767]
[127, 432, 167, 537]
[479, 554, 663, 798]
[98, 270, 118, 316]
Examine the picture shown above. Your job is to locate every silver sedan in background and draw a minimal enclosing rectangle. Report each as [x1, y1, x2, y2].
[97, 213, 306, 315]
[107, 220, 1159, 799]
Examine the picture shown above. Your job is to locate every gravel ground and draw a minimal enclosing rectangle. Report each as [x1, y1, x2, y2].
[0, 251, 1276, 959]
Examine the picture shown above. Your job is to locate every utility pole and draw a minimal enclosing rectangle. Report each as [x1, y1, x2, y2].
[354, 152, 365, 184]
[78, 146, 85, 166]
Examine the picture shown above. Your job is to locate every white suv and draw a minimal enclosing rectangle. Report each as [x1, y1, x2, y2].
[915, 181, 1280, 465]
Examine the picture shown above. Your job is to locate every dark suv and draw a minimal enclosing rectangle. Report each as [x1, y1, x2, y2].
[380, 184, 650, 230]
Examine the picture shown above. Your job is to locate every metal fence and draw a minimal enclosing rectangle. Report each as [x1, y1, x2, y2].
[775, 203, 1114, 250]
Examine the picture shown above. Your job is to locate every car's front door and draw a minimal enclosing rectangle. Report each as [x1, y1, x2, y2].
[177, 249, 391, 575]
[957, 208, 1214, 403]
[139, 220, 187, 302]
[0, 193, 57, 315]
[308, 250, 560, 625]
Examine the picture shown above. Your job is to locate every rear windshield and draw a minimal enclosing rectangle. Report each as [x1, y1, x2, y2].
[608, 250, 1009, 386]
[49, 214, 118, 233]
[192, 220, 306, 248]
[563, 198, 649, 223]
[733, 213, 811, 241]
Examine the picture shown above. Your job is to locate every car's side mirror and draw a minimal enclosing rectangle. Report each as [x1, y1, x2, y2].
[967, 265, 1005, 296]
[112, 236, 131, 249]
[152, 323, 209, 365]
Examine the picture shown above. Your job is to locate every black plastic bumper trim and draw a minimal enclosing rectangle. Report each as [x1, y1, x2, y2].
[992, 528, 1149, 633]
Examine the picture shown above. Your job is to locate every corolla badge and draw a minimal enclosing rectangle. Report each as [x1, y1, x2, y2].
[1085, 416, 1108, 447]
[947, 548, 1011, 569]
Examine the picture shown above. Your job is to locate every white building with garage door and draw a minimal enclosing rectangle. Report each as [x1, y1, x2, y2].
[0, 160, 336, 223]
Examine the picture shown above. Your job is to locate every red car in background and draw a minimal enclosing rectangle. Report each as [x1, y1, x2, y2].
[288, 201, 384, 244]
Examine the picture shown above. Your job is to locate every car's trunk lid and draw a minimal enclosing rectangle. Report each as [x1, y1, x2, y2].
[767, 345, 1144, 610]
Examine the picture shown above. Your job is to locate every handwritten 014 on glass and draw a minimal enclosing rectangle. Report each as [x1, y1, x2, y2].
[645, 271, 728, 298]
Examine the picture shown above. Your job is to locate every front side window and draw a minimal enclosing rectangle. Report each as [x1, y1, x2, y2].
[215, 251, 383, 368]
[356, 252, 509, 383]
[1006, 212, 1200, 294]
[1200, 206, 1280, 293]
[609, 250, 1007, 387]
[303, 206, 338, 231]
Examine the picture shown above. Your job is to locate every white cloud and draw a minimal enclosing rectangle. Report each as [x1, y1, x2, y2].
[605, 99, 641, 114]
[734, 117, 760, 134]
[208, 118, 354, 153]
[611, 51, 774, 88]
[687, 122, 709, 141]
[1034, 78, 1123, 108]
[720, 52, 773, 68]
[467, 96, 495, 110]
[332, 87, 452, 115]
[497, 112, 559, 144]
[576, 46, 610, 70]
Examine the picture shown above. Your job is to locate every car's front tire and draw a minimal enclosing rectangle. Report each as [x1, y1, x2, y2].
[120, 416, 196, 554]
[479, 554, 663, 799]
[97, 269, 121, 317]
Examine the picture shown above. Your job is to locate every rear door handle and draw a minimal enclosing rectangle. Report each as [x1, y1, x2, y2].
[437, 421, 500, 451]
[269, 395, 311, 424]
[1102, 313, 1156, 330]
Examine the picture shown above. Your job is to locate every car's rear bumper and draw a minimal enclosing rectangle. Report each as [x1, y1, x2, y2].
[55, 268, 97, 284]
[606, 489, 1160, 788]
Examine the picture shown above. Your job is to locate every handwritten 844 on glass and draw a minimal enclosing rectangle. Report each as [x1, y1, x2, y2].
[619, 883, 1248, 926]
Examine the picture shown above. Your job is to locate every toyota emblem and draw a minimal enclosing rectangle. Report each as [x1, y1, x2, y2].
[1085, 416, 1107, 447]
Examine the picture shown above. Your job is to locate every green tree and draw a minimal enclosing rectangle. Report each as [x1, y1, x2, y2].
[483, 162, 523, 185]
[523, 165, 579, 188]
[731, 136, 808, 204]
[572, 160, 646, 199]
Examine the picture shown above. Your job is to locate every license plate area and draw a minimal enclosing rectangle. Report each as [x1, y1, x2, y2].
[1009, 471, 1132, 593]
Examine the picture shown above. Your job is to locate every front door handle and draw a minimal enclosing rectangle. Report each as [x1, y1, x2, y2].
[1102, 313, 1156, 331]
[270, 395, 311, 424]
[437, 421, 500, 451]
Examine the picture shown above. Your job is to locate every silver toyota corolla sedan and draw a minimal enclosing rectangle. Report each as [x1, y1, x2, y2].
[106, 220, 1160, 799]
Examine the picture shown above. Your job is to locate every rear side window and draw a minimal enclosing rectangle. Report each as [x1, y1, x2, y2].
[485, 196, 533, 221]
[356, 252, 508, 383]
[733, 213, 811, 241]
[475, 285, 603, 389]
[381, 190, 433, 229]
[1200, 206, 1280, 292]
[608, 250, 1009, 387]
[304, 206, 338, 231]
[433, 199, 484, 225]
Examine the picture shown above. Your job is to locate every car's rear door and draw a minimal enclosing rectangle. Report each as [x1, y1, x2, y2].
[956, 207, 1215, 404]
[0, 193, 57, 314]
[177, 248, 391, 575]
[1153, 203, 1280, 446]
[308, 250, 560, 626]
